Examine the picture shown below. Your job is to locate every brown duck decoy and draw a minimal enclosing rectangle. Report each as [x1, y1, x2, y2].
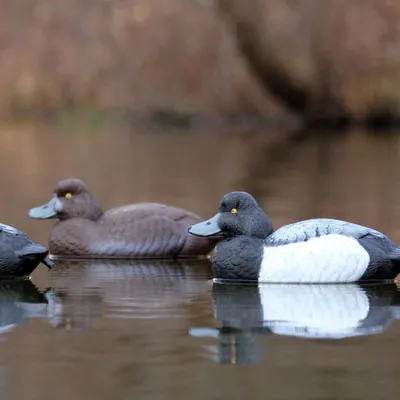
[28, 178, 219, 259]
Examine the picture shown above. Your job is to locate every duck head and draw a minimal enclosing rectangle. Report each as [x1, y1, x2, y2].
[188, 191, 273, 239]
[28, 178, 103, 221]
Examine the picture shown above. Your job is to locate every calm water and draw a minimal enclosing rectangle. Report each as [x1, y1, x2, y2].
[0, 122, 400, 399]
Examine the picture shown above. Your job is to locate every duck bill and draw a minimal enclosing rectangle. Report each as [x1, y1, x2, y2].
[28, 197, 58, 219]
[42, 258, 55, 269]
[188, 327, 221, 338]
[188, 214, 222, 237]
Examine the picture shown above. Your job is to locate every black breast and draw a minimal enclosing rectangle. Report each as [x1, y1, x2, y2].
[212, 236, 263, 282]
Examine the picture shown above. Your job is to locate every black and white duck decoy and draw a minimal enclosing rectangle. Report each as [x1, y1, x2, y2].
[188, 191, 400, 283]
[0, 223, 54, 277]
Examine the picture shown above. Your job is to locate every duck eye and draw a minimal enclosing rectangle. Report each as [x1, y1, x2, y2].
[65, 193, 72, 199]
[231, 208, 237, 214]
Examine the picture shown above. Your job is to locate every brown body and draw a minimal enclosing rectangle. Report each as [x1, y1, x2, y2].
[28, 179, 219, 259]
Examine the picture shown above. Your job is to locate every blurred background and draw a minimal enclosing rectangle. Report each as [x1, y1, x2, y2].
[2, 0, 400, 122]
[0, 1, 399, 399]
[1, 0, 399, 254]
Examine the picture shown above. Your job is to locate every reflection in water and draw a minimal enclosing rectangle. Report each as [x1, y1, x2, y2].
[238, 129, 400, 234]
[189, 283, 400, 365]
[47, 259, 212, 329]
[389, 281, 400, 318]
[0, 279, 51, 334]
[2, 125, 400, 399]
[0, 258, 213, 333]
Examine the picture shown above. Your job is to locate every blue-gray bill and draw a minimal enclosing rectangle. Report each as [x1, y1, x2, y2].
[28, 197, 58, 219]
[42, 258, 55, 269]
[188, 214, 221, 237]
[188, 327, 220, 338]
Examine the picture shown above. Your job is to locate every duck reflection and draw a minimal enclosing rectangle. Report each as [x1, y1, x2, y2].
[0, 279, 51, 335]
[388, 280, 400, 318]
[189, 282, 400, 365]
[47, 258, 212, 329]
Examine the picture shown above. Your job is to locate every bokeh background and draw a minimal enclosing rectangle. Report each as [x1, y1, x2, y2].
[4, 0, 400, 122]
[0, 1, 400, 400]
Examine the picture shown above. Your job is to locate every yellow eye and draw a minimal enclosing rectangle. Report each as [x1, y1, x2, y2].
[65, 193, 72, 199]
[231, 208, 237, 214]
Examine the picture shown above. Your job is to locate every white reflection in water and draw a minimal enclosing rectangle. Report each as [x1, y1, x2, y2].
[189, 282, 400, 364]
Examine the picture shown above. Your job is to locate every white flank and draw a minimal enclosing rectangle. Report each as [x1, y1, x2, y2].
[259, 284, 371, 339]
[259, 234, 370, 283]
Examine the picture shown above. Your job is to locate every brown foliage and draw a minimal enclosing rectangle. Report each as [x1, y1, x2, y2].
[0, 0, 284, 117]
[217, 0, 400, 121]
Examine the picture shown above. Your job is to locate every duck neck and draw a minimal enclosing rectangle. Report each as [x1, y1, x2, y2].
[87, 201, 103, 221]
[73, 195, 103, 221]
[246, 211, 274, 240]
[212, 236, 264, 282]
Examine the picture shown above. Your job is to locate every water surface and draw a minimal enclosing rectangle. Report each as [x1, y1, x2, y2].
[0, 123, 399, 399]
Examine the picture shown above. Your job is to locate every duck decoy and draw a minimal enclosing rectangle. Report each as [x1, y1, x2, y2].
[188, 191, 400, 283]
[0, 223, 54, 277]
[28, 178, 219, 259]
